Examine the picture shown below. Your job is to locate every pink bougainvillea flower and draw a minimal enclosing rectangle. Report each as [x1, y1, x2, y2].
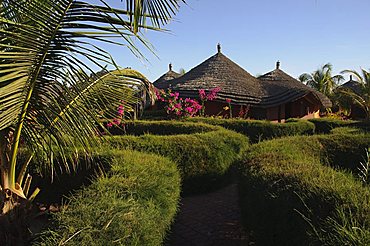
[199, 89, 206, 100]
[117, 109, 124, 115]
[112, 118, 121, 125]
[226, 98, 231, 103]
[106, 122, 113, 128]
[185, 107, 193, 113]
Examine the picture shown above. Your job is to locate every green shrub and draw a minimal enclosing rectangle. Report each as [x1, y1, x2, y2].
[239, 134, 370, 245]
[318, 134, 370, 174]
[109, 120, 219, 135]
[309, 118, 370, 134]
[140, 109, 168, 120]
[105, 121, 249, 194]
[329, 126, 365, 135]
[309, 118, 354, 133]
[184, 117, 315, 143]
[37, 149, 180, 246]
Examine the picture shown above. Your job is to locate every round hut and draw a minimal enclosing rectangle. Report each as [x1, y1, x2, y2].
[337, 75, 366, 119]
[258, 61, 332, 121]
[153, 63, 182, 88]
[154, 45, 332, 121]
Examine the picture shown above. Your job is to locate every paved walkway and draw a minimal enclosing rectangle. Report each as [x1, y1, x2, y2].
[165, 183, 251, 246]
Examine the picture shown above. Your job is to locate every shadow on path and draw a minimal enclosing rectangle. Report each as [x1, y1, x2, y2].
[165, 183, 251, 246]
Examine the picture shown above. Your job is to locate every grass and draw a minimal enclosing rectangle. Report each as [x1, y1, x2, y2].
[238, 134, 370, 245]
[184, 117, 315, 143]
[36, 149, 181, 246]
[105, 121, 249, 194]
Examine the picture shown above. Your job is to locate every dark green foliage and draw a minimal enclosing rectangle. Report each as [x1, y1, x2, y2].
[319, 134, 370, 174]
[140, 109, 168, 120]
[37, 149, 181, 246]
[184, 117, 315, 143]
[309, 118, 370, 134]
[105, 121, 249, 194]
[308, 118, 354, 133]
[239, 134, 370, 245]
[109, 120, 219, 135]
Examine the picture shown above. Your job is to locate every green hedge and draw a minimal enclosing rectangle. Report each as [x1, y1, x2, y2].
[105, 121, 249, 194]
[37, 149, 180, 246]
[140, 109, 168, 120]
[109, 120, 219, 135]
[319, 134, 370, 173]
[184, 117, 315, 143]
[309, 118, 370, 134]
[239, 134, 370, 245]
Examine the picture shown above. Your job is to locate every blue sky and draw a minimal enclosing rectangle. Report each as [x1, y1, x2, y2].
[103, 0, 370, 82]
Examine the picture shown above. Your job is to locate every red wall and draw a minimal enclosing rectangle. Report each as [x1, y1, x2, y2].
[151, 94, 322, 120]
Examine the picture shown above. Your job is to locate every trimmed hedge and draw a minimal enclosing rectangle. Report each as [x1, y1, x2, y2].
[37, 149, 180, 246]
[319, 134, 370, 174]
[239, 134, 370, 245]
[184, 117, 315, 143]
[309, 118, 370, 134]
[109, 120, 219, 135]
[105, 121, 249, 194]
[140, 109, 168, 120]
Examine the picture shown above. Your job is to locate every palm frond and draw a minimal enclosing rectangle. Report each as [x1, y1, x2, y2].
[0, 0, 182, 186]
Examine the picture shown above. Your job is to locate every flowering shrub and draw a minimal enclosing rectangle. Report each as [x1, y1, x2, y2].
[156, 89, 202, 118]
[198, 87, 221, 116]
[106, 100, 126, 128]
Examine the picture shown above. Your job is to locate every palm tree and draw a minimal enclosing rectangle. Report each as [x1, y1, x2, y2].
[299, 63, 344, 96]
[339, 68, 370, 119]
[0, 0, 184, 214]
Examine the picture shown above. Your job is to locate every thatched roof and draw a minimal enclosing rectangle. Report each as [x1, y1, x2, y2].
[153, 63, 181, 87]
[258, 63, 332, 108]
[154, 46, 331, 108]
[339, 75, 362, 95]
[155, 47, 265, 105]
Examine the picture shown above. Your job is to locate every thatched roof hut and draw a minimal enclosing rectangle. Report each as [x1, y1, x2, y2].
[153, 45, 332, 120]
[155, 44, 265, 106]
[339, 75, 362, 95]
[258, 62, 332, 108]
[153, 63, 181, 88]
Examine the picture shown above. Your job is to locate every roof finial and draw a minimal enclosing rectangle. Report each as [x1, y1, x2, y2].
[350, 75, 353, 81]
[276, 60, 280, 70]
[169, 63, 172, 71]
[217, 43, 221, 54]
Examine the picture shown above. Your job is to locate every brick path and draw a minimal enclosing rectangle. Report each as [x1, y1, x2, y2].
[165, 183, 250, 246]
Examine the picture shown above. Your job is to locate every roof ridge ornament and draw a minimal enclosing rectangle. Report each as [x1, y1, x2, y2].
[169, 63, 173, 71]
[217, 43, 221, 54]
[276, 60, 280, 70]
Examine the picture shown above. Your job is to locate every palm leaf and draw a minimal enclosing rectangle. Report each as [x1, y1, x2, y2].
[0, 0, 182, 191]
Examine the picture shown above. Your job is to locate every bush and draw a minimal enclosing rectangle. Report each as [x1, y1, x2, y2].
[105, 121, 249, 194]
[308, 118, 355, 134]
[309, 118, 370, 134]
[108, 120, 219, 136]
[37, 149, 180, 246]
[140, 109, 168, 120]
[184, 117, 315, 143]
[318, 134, 370, 174]
[239, 134, 370, 245]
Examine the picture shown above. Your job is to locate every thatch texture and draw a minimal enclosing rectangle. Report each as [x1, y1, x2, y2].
[153, 63, 181, 88]
[154, 50, 332, 108]
[258, 67, 332, 108]
[339, 77, 362, 95]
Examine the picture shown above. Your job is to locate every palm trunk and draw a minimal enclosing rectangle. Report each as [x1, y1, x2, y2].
[0, 131, 9, 190]
[0, 130, 14, 214]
